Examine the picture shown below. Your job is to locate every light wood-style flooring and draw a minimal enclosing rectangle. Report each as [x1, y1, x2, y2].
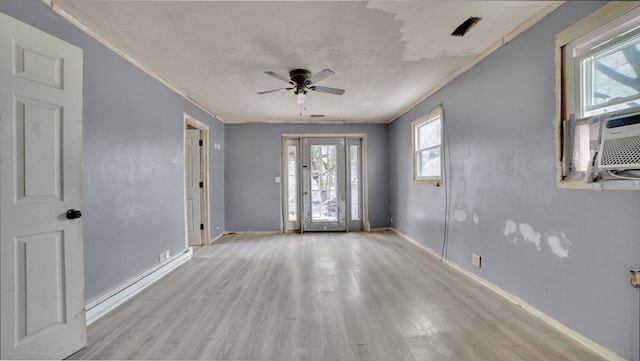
[68, 231, 606, 361]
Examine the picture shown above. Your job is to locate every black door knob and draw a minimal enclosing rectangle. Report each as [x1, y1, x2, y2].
[66, 209, 82, 220]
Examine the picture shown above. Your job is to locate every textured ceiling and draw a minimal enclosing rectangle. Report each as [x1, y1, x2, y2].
[49, 1, 563, 123]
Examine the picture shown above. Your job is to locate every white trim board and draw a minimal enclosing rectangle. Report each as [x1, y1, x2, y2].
[210, 231, 226, 243]
[85, 247, 193, 325]
[388, 228, 625, 361]
[223, 231, 281, 236]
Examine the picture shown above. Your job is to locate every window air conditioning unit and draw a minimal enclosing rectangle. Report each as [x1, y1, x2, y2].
[597, 111, 640, 171]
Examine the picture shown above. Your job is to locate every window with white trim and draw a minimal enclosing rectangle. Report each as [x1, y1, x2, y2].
[412, 106, 443, 182]
[556, 3, 640, 189]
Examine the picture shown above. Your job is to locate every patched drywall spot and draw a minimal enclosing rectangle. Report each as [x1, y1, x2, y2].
[366, 1, 482, 60]
[503, 219, 572, 258]
[518, 223, 541, 250]
[472, 213, 479, 224]
[453, 208, 468, 222]
[503, 220, 517, 236]
[365, 2, 557, 62]
[547, 233, 572, 258]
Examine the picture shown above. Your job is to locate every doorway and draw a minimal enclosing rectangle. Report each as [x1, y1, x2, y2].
[184, 114, 210, 247]
[281, 135, 365, 233]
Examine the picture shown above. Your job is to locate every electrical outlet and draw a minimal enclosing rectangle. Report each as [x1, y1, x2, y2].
[472, 254, 482, 268]
[165, 250, 170, 260]
[630, 270, 640, 288]
[159, 252, 166, 263]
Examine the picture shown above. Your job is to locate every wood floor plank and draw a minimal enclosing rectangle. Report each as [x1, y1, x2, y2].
[68, 231, 607, 361]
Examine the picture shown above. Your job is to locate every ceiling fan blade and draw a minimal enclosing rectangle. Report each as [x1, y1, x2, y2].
[257, 87, 291, 94]
[308, 69, 335, 84]
[311, 85, 345, 95]
[264, 71, 292, 84]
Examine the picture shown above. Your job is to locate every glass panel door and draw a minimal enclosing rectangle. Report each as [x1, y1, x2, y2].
[301, 138, 346, 231]
[283, 136, 363, 233]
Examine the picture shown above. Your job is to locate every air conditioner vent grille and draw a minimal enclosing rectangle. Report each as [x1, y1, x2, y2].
[600, 135, 640, 168]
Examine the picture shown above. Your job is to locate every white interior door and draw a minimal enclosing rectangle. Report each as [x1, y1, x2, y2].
[185, 128, 203, 246]
[0, 12, 86, 359]
[301, 138, 347, 232]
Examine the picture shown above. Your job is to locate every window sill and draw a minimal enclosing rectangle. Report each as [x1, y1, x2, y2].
[413, 178, 442, 186]
[557, 178, 640, 191]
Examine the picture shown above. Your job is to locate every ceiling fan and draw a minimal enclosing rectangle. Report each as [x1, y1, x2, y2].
[258, 68, 345, 103]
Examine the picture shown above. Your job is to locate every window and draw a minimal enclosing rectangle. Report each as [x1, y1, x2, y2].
[349, 144, 360, 221]
[571, 28, 640, 119]
[556, 3, 640, 188]
[412, 106, 443, 182]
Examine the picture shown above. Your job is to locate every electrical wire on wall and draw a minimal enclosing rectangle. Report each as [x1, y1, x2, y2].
[608, 170, 640, 180]
[440, 105, 452, 262]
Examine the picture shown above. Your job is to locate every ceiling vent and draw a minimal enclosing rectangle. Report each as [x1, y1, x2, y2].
[451, 17, 482, 37]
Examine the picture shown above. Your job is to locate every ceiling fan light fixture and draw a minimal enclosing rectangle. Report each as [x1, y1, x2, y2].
[258, 68, 344, 104]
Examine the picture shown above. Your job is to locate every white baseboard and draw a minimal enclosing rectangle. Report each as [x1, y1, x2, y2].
[224, 230, 281, 235]
[389, 228, 625, 361]
[369, 227, 392, 232]
[209, 232, 226, 244]
[85, 247, 193, 325]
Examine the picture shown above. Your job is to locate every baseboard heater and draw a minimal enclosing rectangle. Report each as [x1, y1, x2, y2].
[85, 247, 193, 325]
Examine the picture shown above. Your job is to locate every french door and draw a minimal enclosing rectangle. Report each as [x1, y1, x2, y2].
[282, 136, 363, 232]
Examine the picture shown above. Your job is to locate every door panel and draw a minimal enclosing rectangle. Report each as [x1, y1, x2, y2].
[16, 97, 62, 201]
[18, 231, 66, 337]
[301, 138, 346, 231]
[185, 128, 202, 246]
[1, 12, 85, 359]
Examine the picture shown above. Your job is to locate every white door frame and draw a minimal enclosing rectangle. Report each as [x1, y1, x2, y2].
[279, 133, 369, 233]
[183, 113, 210, 247]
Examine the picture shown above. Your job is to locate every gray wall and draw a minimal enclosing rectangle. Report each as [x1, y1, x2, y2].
[0, 0, 225, 301]
[225, 123, 390, 231]
[389, 2, 640, 360]
[4, 0, 639, 359]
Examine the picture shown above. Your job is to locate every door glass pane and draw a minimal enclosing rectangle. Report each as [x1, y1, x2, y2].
[287, 145, 297, 222]
[310, 144, 337, 222]
[349, 144, 360, 221]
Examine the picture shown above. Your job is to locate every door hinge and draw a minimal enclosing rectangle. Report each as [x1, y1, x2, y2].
[199, 140, 203, 146]
[199, 181, 203, 188]
[200, 224, 204, 230]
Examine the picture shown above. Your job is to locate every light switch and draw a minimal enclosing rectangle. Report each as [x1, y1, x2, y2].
[275, 177, 281, 183]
